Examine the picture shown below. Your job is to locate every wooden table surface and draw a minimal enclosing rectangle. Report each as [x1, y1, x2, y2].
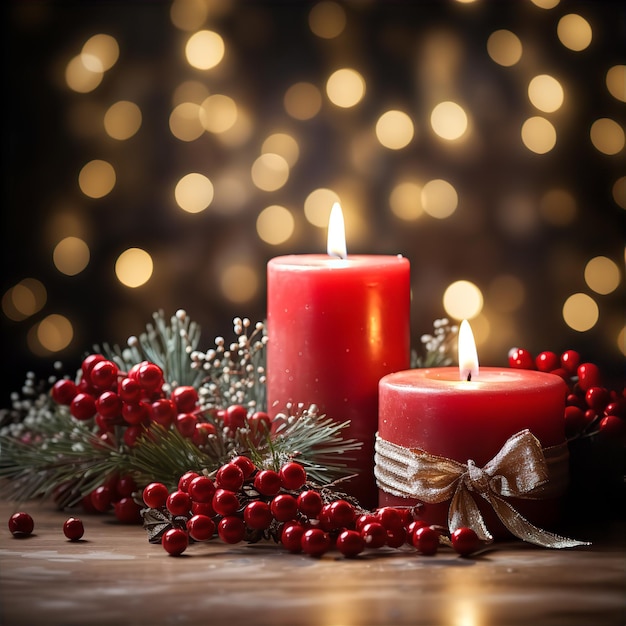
[0, 501, 624, 626]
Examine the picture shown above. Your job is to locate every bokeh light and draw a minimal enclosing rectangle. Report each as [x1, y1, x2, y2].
[78, 160, 116, 198]
[33, 314, 74, 353]
[169, 102, 205, 141]
[304, 188, 341, 228]
[53, 237, 90, 276]
[200, 94, 238, 134]
[65, 55, 103, 93]
[430, 102, 468, 140]
[521, 117, 557, 154]
[104, 101, 142, 140]
[389, 182, 423, 221]
[487, 30, 522, 66]
[262, 133, 300, 167]
[170, 0, 210, 31]
[175, 173, 214, 213]
[606, 65, 626, 103]
[613, 177, 626, 209]
[530, 0, 560, 8]
[539, 188, 577, 226]
[528, 75, 564, 113]
[557, 14, 592, 52]
[309, 1, 346, 39]
[256, 205, 295, 245]
[562, 293, 599, 332]
[376, 110, 415, 149]
[584, 256, 621, 295]
[2, 279, 47, 322]
[251, 153, 290, 192]
[220, 263, 259, 303]
[421, 179, 458, 219]
[443, 280, 484, 320]
[326, 69, 366, 108]
[590, 118, 625, 155]
[115, 248, 154, 288]
[82, 34, 119, 72]
[185, 30, 225, 70]
[284, 82, 322, 120]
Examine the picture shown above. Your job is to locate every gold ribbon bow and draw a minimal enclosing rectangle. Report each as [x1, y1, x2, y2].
[374, 429, 589, 548]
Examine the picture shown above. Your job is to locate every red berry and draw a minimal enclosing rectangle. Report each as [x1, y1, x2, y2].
[360, 522, 387, 549]
[8, 512, 34, 536]
[564, 406, 586, 437]
[143, 482, 170, 509]
[560, 350, 580, 374]
[116, 475, 137, 498]
[166, 490, 192, 516]
[188, 476, 216, 503]
[90, 485, 113, 512]
[451, 527, 480, 556]
[215, 463, 245, 491]
[212, 489, 240, 516]
[354, 514, 375, 532]
[230, 455, 257, 479]
[63, 517, 84, 541]
[336, 529, 365, 557]
[270, 494, 299, 522]
[376, 506, 405, 531]
[187, 514, 215, 541]
[171, 386, 199, 413]
[136, 362, 164, 391]
[96, 391, 122, 418]
[150, 399, 176, 428]
[175, 413, 197, 438]
[217, 516, 246, 544]
[192, 422, 217, 446]
[535, 351, 559, 372]
[279, 462, 307, 491]
[248, 411, 271, 433]
[577, 363, 601, 391]
[51, 379, 78, 405]
[178, 472, 200, 492]
[114, 497, 142, 524]
[122, 401, 150, 426]
[413, 526, 440, 555]
[162, 528, 188, 556]
[243, 501, 273, 530]
[253, 470, 281, 496]
[281, 522, 305, 552]
[297, 490, 323, 517]
[328, 500, 355, 529]
[407, 520, 428, 537]
[224, 404, 248, 429]
[90, 360, 119, 390]
[118, 377, 141, 403]
[508, 347, 535, 369]
[191, 501, 216, 517]
[123, 425, 145, 448]
[549, 367, 570, 381]
[301, 528, 331, 557]
[70, 392, 97, 421]
[585, 387, 610, 412]
[605, 401, 626, 418]
[386, 526, 407, 548]
[599, 415, 626, 441]
[81, 354, 105, 379]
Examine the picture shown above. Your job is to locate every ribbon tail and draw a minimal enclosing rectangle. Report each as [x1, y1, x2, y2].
[449, 483, 493, 543]
[488, 494, 590, 548]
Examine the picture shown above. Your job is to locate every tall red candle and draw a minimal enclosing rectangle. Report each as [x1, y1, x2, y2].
[266, 253, 410, 508]
[377, 366, 568, 535]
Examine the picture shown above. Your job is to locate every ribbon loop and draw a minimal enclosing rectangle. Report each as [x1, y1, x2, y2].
[374, 429, 590, 549]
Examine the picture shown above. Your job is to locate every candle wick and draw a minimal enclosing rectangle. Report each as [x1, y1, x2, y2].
[467, 372, 472, 382]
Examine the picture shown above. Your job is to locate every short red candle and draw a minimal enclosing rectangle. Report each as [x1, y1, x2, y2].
[266, 254, 411, 508]
[378, 367, 568, 534]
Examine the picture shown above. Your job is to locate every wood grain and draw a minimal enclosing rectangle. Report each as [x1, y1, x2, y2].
[0, 501, 624, 626]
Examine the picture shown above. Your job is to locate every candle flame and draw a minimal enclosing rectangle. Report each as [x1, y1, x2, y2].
[458, 319, 479, 381]
[327, 202, 347, 259]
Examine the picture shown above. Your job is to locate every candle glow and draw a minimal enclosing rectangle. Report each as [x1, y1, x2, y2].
[327, 202, 347, 259]
[458, 319, 479, 381]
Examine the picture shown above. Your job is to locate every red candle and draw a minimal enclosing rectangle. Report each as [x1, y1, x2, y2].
[266, 206, 411, 509]
[377, 323, 568, 537]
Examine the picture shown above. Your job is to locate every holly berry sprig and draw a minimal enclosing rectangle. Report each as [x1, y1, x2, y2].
[142, 458, 482, 559]
[508, 348, 626, 443]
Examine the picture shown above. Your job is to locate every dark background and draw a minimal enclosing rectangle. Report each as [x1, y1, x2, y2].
[2, 0, 624, 404]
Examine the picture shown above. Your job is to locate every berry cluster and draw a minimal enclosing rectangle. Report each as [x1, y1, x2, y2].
[508, 348, 625, 441]
[142, 459, 481, 559]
